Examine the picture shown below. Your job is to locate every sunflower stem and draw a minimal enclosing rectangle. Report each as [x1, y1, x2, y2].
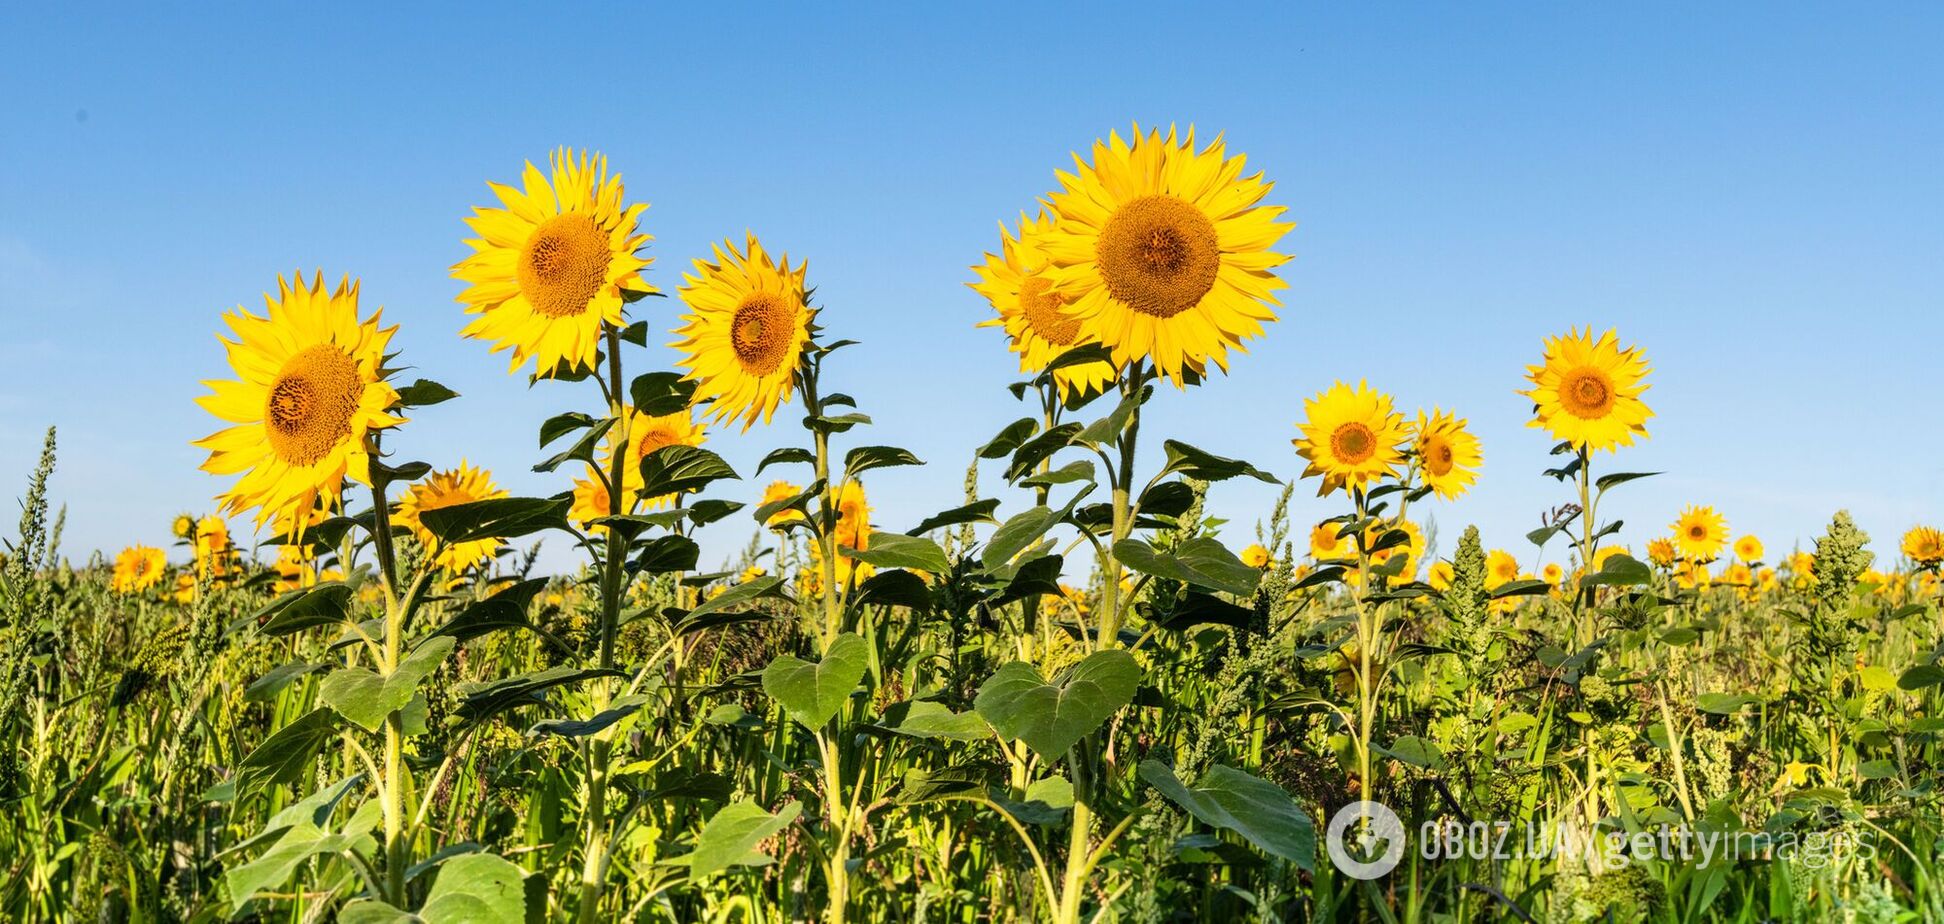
[581, 325, 630, 924]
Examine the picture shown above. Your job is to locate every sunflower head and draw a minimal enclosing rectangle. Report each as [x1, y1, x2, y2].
[569, 470, 635, 532]
[453, 148, 655, 375]
[1035, 124, 1293, 384]
[1733, 534, 1765, 563]
[170, 513, 196, 540]
[760, 480, 807, 527]
[672, 234, 815, 431]
[1486, 549, 1520, 587]
[1309, 522, 1346, 560]
[397, 462, 509, 574]
[194, 515, 233, 580]
[1427, 560, 1455, 591]
[1241, 543, 1271, 569]
[1293, 381, 1408, 496]
[1413, 409, 1483, 500]
[1903, 526, 1944, 565]
[195, 272, 404, 529]
[112, 546, 167, 594]
[1521, 327, 1653, 452]
[603, 408, 708, 508]
[1647, 537, 1678, 568]
[971, 211, 1119, 401]
[1671, 506, 1728, 562]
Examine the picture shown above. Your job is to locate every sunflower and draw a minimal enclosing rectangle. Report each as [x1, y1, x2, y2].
[833, 481, 871, 552]
[194, 272, 404, 530]
[1486, 549, 1520, 587]
[970, 211, 1118, 400]
[672, 234, 814, 431]
[1733, 534, 1765, 563]
[1293, 381, 1407, 496]
[1427, 560, 1455, 591]
[272, 544, 343, 593]
[1367, 519, 1424, 579]
[1413, 409, 1483, 500]
[1241, 543, 1271, 569]
[600, 408, 708, 508]
[1675, 560, 1711, 590]
[1035, 124, 1293, 383]
[1591, 545, 1632, 573]
[452, 148, 655, 375]
[194, 515, 233, 580]
[1718, 562, 1754, 587]
[1542, 562, 1565, 588]
[172, 572, 199, 604]
[1903, 526, 1944, 565]
[1646, 538, 1678, 568]
[170, 513, 196, 540]
[112, 546, 167, 594]
[1520, 327, 1653, 452]
[1671, 506, 1728, 561]
[569, 469, 635, 531]
[760, 480, 807, 527]
[1308, 522, 1346, 560]
[397, 462, 509, 573]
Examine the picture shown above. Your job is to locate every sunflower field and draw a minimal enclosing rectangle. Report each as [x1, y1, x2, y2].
[5, 127, 1944, 924]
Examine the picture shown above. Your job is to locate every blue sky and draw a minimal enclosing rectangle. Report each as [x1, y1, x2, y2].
[3, 2, 1940, 575]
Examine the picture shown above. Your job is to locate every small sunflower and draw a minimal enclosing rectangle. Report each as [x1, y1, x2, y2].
[1647, 538, 1678, 568]
[1718, 562, 1754, 587]
[1486, 549, 1521, 587]
[1520, 327, 1653, 452]
[194, 272, 404, 530]
[1733, 534, 1765, 563]
[569, 469, 635, 531]
[170, 513, 196, 540]
[1293, 381, 1407, 496]
[1592, 545, 1632, 572]
[194, 515, 233, 580]
[971, 211, 1119, 400]
[600, 408, 709, 508]
[1412, 409, 1483, 500]
[1671, 506, 1729, 561]
[833, 481, 871, 552]
[1241, 543, 1271, 569]
[112, 546, 167, 594]
[1903, 526, 1944, 565]
[452, 148, 655, 375]
[1036, 124, 1293, 383]
[1367, 519, 1424, 579]
[1427, 560, 1455, 591]
[760, 480, 807, 527]
[397, 462, 509, 573]
[672, 234, 815, 431]
[1542, 562, 1565, 587]
[1309, 522, 1346, 560]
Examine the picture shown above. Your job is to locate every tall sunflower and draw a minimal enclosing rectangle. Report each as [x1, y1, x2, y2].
[1036, 124, 1293, 383]
[452, 148, 655, 375]
[1671, 506, 1728, 561]
[112, 546, 167, 594]
[671, 234, 815, 430]
[397, 462, 509, 573]
[1413, 409, 1483, 500]
[1904, 526, 1944, 565]
[194, 272, 404, 529]
[970, 211, 1118, 400]
[1293, 381, 1407, 496]
[599, 408, 708, 508]
[1520, 327, 1653, 452]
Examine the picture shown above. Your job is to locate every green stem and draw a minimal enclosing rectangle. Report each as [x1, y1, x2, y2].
[581, 326, 630, 923]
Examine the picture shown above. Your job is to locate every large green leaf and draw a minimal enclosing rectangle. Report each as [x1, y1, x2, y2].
[639, 445, 739, 498]
[974, 651, 1138, 759]
[844, 445, 923, 480]
[1113, 537, 1260, 596]
[452, 666, 626, 725]
[339, 852, 535, 924]
[1579, 553, 1652, 589]
[891, 700, 991, 742]
[687, 800, 803, 881]
[630, 371, 698, 416]
[762, 633, 869, 729]
[983, 506, 1061, 569]
[1156, 440, 1279, 484]
[227, 800, 381, 911]
[256, 582, 355, 636]
[318, 636, 456, 733]
[235, 708, 339, 799]
[843, 532, 949, 574]
[419, 497, 570, 545]
[1138, 761, 1315, 870]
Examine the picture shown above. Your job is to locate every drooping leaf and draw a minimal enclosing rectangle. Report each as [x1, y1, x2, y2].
[394, 378, 460, 408]
[235, 708, 339, 799]
[686, 800, 802, 881]
[974, 651, 1138, 759]
[419, 497, 571, 545]
[639, 445, 739, 499]
[1137, 761, 1315, 870]
[906, 499, 1000, 537]
[843, 532, 949, 574]
[1113, 537, 1260, 597]
[844, 445, 923, 480]
[1156, 440, 1279, 484]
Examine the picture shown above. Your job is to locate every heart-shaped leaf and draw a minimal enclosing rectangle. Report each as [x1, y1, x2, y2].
[843, 532, 949, 574]
[1138, 761, 1315, 870]
[319, 636, 456, 732]
[1113, 537, 1259, 596]
[974, 651, 1138, 759]
[762, 632, 870, 729]
[687, 800, 803, 881]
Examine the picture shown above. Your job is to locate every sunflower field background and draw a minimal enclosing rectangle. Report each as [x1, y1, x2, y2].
[4, 6, 1944, 924]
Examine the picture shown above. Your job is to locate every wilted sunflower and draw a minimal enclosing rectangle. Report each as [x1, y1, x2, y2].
[1520, 327, 1653, 452]
[1671, 506, 1728, 561]
[1413, 409, 1482, 500]
[600, 408, 707, 508]
[1293, 381, 1407, 496]
[672, 234, 814, 430]
[194, 272, 404, 530]
[1036, 124, 1293, 383]
[760, 480, 807, 527]
[1904, 526, 1944, 565]
[1309, 522, 1346, 560]
[452, 149, 655, 375]
[970, 211, 1118, 400]
[397, 462, 509, 573]
[1733, 534, 1764, 563]
[111, 546, 167, 594]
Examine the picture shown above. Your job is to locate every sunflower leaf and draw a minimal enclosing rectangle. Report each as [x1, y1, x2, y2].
[1156, 440, 1280, 485]
[394, 378, 459, 408]
[638, 445, 739, 499]
[419, 497, 571, 545]
[629, 372, 698, 417]
[842, 532, 949, 574]
[844, 445, 924, 480]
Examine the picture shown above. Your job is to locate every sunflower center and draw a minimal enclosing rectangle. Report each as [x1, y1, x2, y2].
[1689, 525, 1707, 540]
[1095, 194, 1220, 319]
[1422, 437, 1455, 476]
[264, 344, 361, 467]
[1330, 422, 1377, 464]
[730, 292, 795, 375]
[1560, 367, 1615, 418]
[633, 425, 683, 463]
[518, 213, 612, 319]
[1019, 276, 1081, 345]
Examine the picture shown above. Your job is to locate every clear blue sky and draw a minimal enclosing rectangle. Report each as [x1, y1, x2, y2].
[4, 2, 1940, 575]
